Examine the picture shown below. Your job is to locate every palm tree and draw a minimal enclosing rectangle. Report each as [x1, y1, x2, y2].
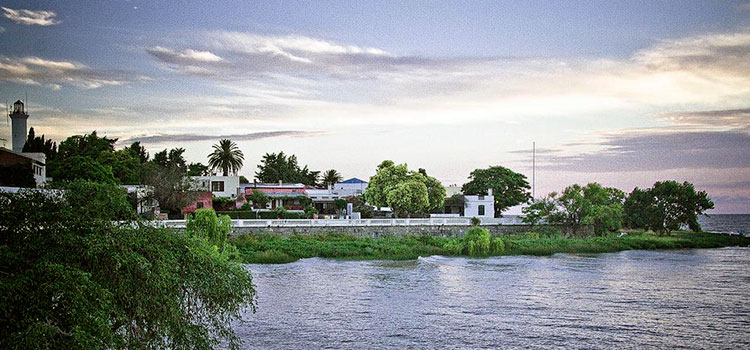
[322, 169, 343, 187]
[208, 139, 244, 176]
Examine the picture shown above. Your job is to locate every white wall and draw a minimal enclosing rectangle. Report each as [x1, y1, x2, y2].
[333, 181, 368, 197]
[464, 194, 494, 218]
[191, 176, 240, 198]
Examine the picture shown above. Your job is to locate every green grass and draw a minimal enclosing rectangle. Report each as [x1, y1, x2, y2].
[228, 231, 750, 264]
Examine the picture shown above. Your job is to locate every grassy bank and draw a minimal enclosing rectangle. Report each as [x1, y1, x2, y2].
[229, 231, 750, 264]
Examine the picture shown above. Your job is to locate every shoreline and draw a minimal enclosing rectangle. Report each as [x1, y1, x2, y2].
[229, 231, 750, 264]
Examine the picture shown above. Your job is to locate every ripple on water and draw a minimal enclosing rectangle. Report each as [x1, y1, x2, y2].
[234, 247, 750, 349]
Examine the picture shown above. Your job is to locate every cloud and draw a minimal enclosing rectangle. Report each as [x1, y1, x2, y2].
[1, 7, 59, 26]
[121, 130, 323, 144]
[0, 55, 146, 89]
[146, 46, 223, 64]
[658, 108, 750, 130]
[543, 131, 750, 172]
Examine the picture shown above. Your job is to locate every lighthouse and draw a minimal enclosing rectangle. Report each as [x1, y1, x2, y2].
[9, 100, 28, 152]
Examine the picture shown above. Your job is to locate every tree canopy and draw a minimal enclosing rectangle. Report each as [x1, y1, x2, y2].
[624, 181, 714, 235]
[255, 152, 319, 186]
[22, 127, 57, 159]
[462, 166, 531, 217]
[322, 169, 343, 187]
[208, 139, 244, 176]
[0, 181, 255, 349]
[365, 160, 445, 217]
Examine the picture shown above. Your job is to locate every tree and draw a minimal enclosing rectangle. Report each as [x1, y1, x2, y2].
[321, 169, 343, 187]
[643, 181, 714, 235]
[365, 161, 445, 217]
[127, 141, 149, 163]
[208, 139, 244, 176]
[186, 208, 232, 252]
[22, 127, 57, 159]
[97, 149, 141, 184]
[47, 131, 117, 181]
[462, 166, 531, 217]
[623, 187, 653, 229]
[0, 182, 255, 349]
[545, 183, 624, 236]
[386, 180, 430, 217]
[239, 176, 250, 184]
[188, 162, 210, 176]
[56, 131, 116, 160]
[255, 152, 319, 186]
[49, 155, 117, 184]
[346, 195, 374, 218]
[141, 163, 197, 217]
[247, 190, 269, 210]
[152, 148, 187, 173]
[522, 195, 556, 229]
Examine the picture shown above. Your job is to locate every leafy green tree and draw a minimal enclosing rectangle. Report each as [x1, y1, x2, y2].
[546, 183, 624, 236]
[0, 182, 255, 349]
[186, 208, 232, 252]
[365, 161, 445, 217]
[346, 195, 374, 218]
[97, 149, 141, 184]
[386, 180, 430, 218]
[239, 175, 250, 184]
[461, 166, 531, 217]
[644, 181, 714, 235]
[303, 205, 318, 218]
[247, 190, 270, 209]
[22, 127, 57, 159]
[623, 187, 653, 229]
[522, 195, 556, 229]
[188, 162, 210, 176]
[141, 163, 197, 217]
[56, 131, 116, 160]
[255, 152, 319, 186]
[322, 169, 343, 187]
[208, 139, 244, 176]
[152, 147, 187, 173]
[49, 155, 117, 184]
[127, 141, 149, 163]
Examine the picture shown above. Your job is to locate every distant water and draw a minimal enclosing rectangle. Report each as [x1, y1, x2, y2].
[698, 214, 750, 235]
[501, 214, 750, 236]
[235, 248, 750, 349]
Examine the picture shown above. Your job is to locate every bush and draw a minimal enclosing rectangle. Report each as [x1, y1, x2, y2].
[491, 237, 505, 253]
[0, 185, 256, 349]
[470, 217, 481, 226]
[186, 208, 232, 252]
[303, 205, 318, 218]
[464, 227, 491, 256]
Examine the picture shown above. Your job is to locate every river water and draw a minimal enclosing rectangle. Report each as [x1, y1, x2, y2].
[235, 247, 750, 349]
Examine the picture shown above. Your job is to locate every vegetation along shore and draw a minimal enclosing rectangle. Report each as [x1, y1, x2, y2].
[230, 229, 750, 264]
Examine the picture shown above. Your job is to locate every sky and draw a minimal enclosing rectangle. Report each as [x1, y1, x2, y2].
[0, 0, 749, 213]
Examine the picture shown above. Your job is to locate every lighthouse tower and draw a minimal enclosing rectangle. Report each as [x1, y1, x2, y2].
[9, 100, 28, 152]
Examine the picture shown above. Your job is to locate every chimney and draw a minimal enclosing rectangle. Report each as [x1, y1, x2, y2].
[278, 180, 283, 186]
[487, 188, 493, 197]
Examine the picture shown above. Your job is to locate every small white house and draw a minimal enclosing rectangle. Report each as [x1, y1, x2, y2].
[191, 176, 240, 198]
[333, 178, 368, 197]
[463, 189, 495, 218]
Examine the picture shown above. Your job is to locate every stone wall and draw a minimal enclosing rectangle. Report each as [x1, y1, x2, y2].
[229, 224, 592, 237]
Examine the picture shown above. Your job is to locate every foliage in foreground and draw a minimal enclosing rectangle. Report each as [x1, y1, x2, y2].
[0, 183, 255, 349]
[230, 230, 750, 264]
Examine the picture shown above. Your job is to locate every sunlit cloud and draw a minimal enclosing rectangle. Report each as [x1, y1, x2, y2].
[1, 7, 60, 26]
[0, 55, 147, 89]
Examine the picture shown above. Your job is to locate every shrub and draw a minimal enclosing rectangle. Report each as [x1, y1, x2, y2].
[272, 206, 287, 219]
[303, 205, 318, 218]
[470, 217, 481, 226]
[186, 208, 232, 253]
[464, 227, 491, 256]
[491, 237, 505, 253]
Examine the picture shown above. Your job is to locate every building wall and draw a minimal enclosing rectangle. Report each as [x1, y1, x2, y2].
[227, 224, 593, 237]
[191, 176, 240, 198]
[464, 194, 494, 218]
[333, 181, 367, 197]
[182, 192, 213, 216]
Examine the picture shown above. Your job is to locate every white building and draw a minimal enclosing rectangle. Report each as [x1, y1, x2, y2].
[191, 175, 240, 198]
[0, 147, 46, 186]
[464, 189, 495, 218]
[332, 178, 368, 197]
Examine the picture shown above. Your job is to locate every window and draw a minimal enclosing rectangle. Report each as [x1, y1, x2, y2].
[196, 202, 204, 209]
[211, 181, 225, 192]
[478, 205, 485, 216]
[478, 195, 485, 200]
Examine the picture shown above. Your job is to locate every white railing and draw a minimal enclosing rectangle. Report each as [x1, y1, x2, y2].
[158, 217, 525, 228]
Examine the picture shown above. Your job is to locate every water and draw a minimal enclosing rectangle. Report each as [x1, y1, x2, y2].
[234, 248, 750, 349]
[699, 214, 750, 235]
